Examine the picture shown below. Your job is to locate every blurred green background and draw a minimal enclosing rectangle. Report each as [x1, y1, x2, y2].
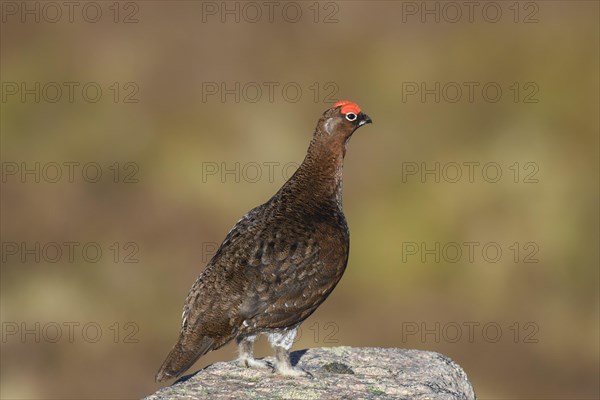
[1, 1, 598, 399]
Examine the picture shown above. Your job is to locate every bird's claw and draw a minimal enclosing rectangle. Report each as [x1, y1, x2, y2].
[238, 357, 274, 371]
[274, 365, 313, 378]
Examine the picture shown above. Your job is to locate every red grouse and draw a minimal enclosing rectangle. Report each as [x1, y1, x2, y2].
[156, 101, 372, 381]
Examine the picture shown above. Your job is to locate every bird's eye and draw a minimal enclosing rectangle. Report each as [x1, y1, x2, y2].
[345, 112, 357, 122]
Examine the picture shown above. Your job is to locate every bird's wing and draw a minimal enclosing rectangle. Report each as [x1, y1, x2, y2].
[156, 207, 269, 382]
[238, 216, 349, 331]
[179, 205, 268, 340]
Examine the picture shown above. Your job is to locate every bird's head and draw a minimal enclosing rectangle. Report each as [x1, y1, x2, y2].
[291, 101, 372, 197]
[314, 100, 373, 143]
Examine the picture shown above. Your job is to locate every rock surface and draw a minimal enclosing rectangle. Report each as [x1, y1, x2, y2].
[145, 347, 476, 400]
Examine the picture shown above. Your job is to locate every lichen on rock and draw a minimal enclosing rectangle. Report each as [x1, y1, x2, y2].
[145, 347, 476, 400]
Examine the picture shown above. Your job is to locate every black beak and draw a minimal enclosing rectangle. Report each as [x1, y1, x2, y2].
[358, 112, 373, 126]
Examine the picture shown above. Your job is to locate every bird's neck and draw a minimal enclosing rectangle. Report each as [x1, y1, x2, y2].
[280, 137, 346, 210]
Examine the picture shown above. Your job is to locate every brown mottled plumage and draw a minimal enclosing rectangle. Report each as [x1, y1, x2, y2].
[155, 101, 372, 381]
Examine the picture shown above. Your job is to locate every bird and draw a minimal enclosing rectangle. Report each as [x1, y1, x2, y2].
[155, 101, 372, 381]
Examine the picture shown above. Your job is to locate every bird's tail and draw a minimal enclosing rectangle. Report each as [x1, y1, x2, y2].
[155, 335, 215, 382]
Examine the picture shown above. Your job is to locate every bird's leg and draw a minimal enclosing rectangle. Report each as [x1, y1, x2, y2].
[268, 328, 312, 378]
[236, 334, 272, 370]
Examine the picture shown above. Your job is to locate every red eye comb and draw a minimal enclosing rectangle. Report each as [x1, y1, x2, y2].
[334, 100, 361, 115]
